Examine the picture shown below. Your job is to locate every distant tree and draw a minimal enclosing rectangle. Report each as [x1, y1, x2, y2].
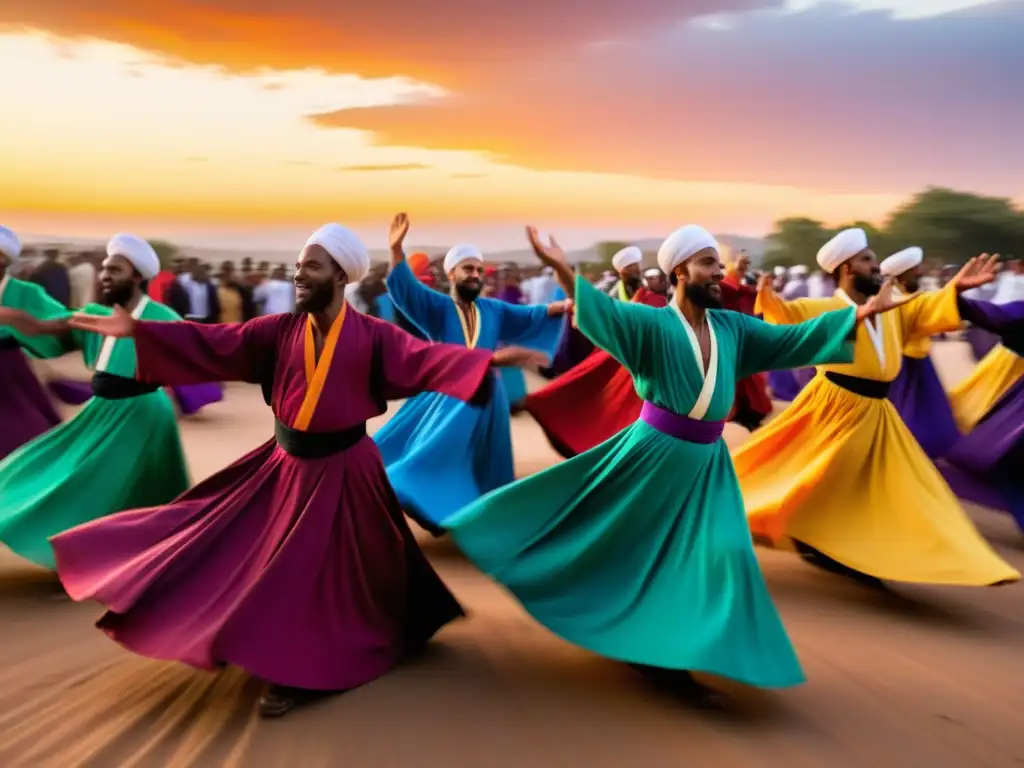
[762, 218, 830, 270]
[883, 187, 1024, 264]
[147, 240, 180, 271]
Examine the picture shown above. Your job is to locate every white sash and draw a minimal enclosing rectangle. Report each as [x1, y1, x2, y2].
[835, 288, 885, 368]
[94, 296, 150, 372]
[671, 303, 718, 420]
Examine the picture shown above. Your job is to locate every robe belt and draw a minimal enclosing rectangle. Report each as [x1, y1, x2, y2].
[0, 336, 21, 350]
[91, 371, 161, 400]
[639, 401, 725, 444]
[824, 372, 890, 399]
[274, 419, 367, 459]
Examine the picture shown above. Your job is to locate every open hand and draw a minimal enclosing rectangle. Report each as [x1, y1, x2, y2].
[389, 212, 410, 251]
[525, 226, 568, 269]
[953, 253, 1000, 292]
[858, 279, 913, 320]
[492, 346, 550, 369]
[67, 306, 135, 337]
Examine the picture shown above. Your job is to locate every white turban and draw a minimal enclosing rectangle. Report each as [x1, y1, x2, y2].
[774, 266, 787, 277]
[305, 223, 370, 283]
[880, 246, 923, 279]
[816, 227, 868, 273]
[656, 225, 718, 276]
[0, 225, 21, 261]
[643, 267, 662, 278]
[443, 243, 483, 274]
[611, 246, 643, 273]
[789, 264, 809, 277]
[106, 233, 160, 279]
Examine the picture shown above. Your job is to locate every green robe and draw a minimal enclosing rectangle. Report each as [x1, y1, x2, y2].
[0, 297, 190, 569]
[447, 276, 857, 688]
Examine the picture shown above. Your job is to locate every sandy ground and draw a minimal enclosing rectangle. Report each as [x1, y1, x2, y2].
[2, 339, 1023, 767]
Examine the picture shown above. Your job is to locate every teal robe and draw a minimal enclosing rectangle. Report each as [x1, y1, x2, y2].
[0, 297, 190, 569]
[447, 276, 857, 687]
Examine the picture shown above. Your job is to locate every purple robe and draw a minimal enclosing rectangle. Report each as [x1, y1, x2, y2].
[939, 299, 1024, 530]
[0, 344, 61, 460]
[52, 310, 494, 691]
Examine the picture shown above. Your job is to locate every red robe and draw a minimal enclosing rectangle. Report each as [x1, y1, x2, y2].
[720, 274, 772, 425]
[525, 286, 667, 458]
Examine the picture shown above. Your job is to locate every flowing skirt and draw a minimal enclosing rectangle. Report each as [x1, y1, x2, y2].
[448, 421, 805, 688]
[887, 355, 960, 458]
[733, 374, 1018, 586]
[0, 391, 188, 569]
[0, 346, 61, 461]
[53, 436, 463, 690]
[375, 370, 514, 531]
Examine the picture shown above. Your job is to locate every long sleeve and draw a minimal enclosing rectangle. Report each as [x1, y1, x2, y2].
[755, 286, 833, 325]
[373, 319, 494, 403]
[735, 309, 857, 379]
[496, 301, 563, 355]
[898, 282, 961, 341]
[134, 314, 284, 385]
[1, 278, 76, 358]
[957, 298, 1024, 356]
[574, 275, 661, 370]
[385, 259, 452, 338]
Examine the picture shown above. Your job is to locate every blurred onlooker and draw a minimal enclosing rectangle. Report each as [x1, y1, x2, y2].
[253, 264, 295, 315]
[216, 260, 255, 323]
[183, 261, 220, 323]
[642, 267, 668, 298]
[67, 251, 96, 308]
[30, 247, 71, 306]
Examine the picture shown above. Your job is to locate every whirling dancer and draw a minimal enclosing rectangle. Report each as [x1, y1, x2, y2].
[446, 224, 882, 707]
[734, 228, 1017, 589]
[52, 223, 542, 719]
[374, 214, 567, 534]
[0, 225, 67, 460]
[881, 247, 960, 458]
[940, 299, 1024, 530]
[720, 251, 772, 431]
[0, 235, 190, 569]
[524, 244, 668, 458]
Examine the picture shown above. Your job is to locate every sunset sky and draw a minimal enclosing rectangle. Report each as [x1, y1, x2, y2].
[1, 1, 1021, 250]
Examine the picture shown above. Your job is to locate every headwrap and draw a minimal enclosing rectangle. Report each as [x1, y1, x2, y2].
[305, 223, 370, 283]
[656, 225, 718, 276]
[106, 233, 160, 279]
[880, 246, 923, 279]
[774, 266, 787, 277]
[611, 246, 643, 273]
[816, 227, 868, 273]
[643, 267, 662, 278]
[443, 243, 483, 274]
[0, 225, 21, 261]
[789, 264, 809, 277]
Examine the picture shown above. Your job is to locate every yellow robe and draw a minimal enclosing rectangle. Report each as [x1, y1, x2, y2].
[948, 345, 1024, 433]
[733, 283, 1018, 586]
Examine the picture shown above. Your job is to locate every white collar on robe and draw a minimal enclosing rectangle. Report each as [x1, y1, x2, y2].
[671, 302, 718, 420]
[451, 297, 481, 349]
[94, 295, 150, 372]
[0, 273, 9, 302]
[835, 288, 885, 368]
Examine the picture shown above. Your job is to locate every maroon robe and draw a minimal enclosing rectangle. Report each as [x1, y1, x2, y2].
[52, 309, 493, 691]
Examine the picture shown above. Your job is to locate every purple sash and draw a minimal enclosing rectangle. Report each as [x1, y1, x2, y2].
[639, 401, 724, 444]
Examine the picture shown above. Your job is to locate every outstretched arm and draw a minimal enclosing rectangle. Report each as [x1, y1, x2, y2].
[0, 305, 76, 357]
[958, 298, 1024, 356]
[900, 254, 1002, 340]
[573, 275, 661, 375]
[754, 274, 833, 325]
[385, 212, 450, 336]
[68, 308, 284, 385]
[736, 309, 858, 379]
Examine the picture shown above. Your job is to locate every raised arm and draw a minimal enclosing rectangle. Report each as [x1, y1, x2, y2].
[525, 226, 576, 299]
[386, 213, 450, 337]
[574, 274, 660, 373]
[735, 309, 857, 379]
[495, 300, 566, 357]
[901, 254, 1003, 341]
[68, 308, 283, 385]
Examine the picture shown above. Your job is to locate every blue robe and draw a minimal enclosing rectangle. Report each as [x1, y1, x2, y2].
[375, 261, 564, 531]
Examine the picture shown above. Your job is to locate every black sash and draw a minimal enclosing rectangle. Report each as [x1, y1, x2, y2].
[91, 371, 161, 400]
[825, 371, 890, 399]
[274, 419, 367, 458]
[0, 336, 20, 351]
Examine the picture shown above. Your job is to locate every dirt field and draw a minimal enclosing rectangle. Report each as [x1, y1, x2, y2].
[1, 339, 1022, 767]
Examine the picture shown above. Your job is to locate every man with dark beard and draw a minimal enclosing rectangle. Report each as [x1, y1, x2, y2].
[51, 222, 546, 719]
[446, 223, 891, 708]
[735, 228, 1017, 592]
[375, 213, 568, 534]
[0, 234, 190, 570]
